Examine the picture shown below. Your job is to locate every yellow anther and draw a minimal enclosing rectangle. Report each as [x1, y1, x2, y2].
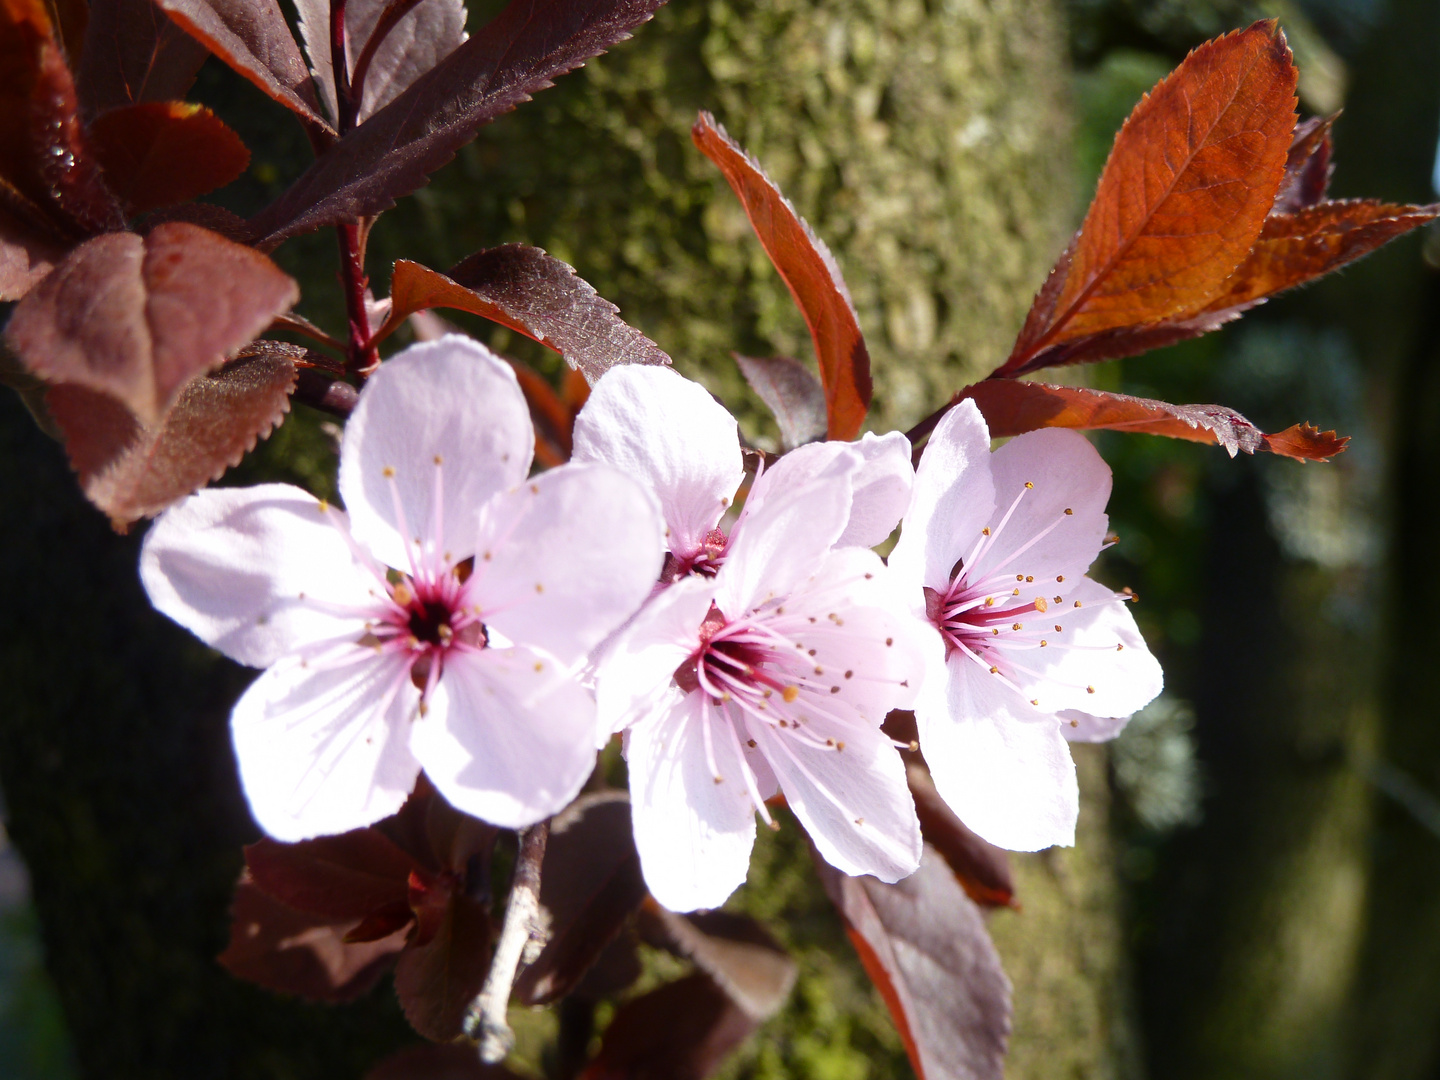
[1035, 597, 1049, 612]
[1024, 481, 1034, 489]
[782, 686, 800, 703]
[382, 466, 396, 478]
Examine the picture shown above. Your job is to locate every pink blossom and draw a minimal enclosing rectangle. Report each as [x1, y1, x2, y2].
[581, 366, 923, 912]
[571, 365, 913, 580]
[888, 401, 1163, 851]
[140, 336, 664, 841]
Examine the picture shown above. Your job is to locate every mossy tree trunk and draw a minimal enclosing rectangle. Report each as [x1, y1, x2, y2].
[0, 1, 1140, 1076]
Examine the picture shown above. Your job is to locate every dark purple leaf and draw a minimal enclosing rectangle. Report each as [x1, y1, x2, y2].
[46, 342, 298, 526]
[638, 903, 797, 1021]
[6, 222, 298, 425]
[378, 249, 671, 383]
[1273, 114, 1335, 214]
[734, 354, 826, 450]
[87, 101, 251, 214]
[816, 847, 1011, 1080]
[581, 974, 758, 1080]
[515, 791, 647, 1006]
[247, 0, 669, 247]
[218, 876, 408, 1003]
[393, 892, 493, 1042]
[152, 0, 330, 131]
[76, 0, 209, 115]
[245, 829, 419, 922]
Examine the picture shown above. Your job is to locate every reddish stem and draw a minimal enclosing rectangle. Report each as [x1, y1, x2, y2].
[338, 222, 380, 375]
[330, 0, 357, 134]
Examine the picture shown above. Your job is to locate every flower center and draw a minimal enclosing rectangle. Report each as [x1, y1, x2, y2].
[661, 528, 730, 585]
[672, 604, 795, 702]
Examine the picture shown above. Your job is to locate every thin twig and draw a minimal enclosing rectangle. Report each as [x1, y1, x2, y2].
[465, 821, 550, 1064]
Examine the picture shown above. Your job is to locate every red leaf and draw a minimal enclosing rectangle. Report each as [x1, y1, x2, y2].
[691, 111, 870, 440]
[962, 379, 1348, 461]
[638, 902, 798, 1021]
[514, 791, 648, 1006]
[246, 0, 668, 246]
[379, 250, 671, 383]
[905, 763, 1016, 910]
[245, 828, 419, 922]
[152, 0, 331, 133]
[734, 354, 827, 450]
[1001, 21, 1298, 377]
[6, 222, 297, 425]
[581, 974, 758, 1080]
[76, 0, 208, 115]
[88, 101, 250, 214]
[393, 893, 493, 1042]
[1273, 113, 1335, 214]
[1, 0, 124, 235]
[219, 876, 408, 1003]
[1199, 199, 1440, 313]
[815, 847, 1012, 1080]
[46, 342, 298, 525]
[365, 1044, 531, 1080]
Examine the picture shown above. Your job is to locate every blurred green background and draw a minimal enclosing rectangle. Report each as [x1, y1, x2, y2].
[3, 0, 1440, 1077]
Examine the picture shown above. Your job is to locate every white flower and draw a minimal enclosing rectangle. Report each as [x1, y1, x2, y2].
[580, 365, 924, 912]
[888, 400, 1164, 851]
[140, 336, 664, 841]
[571, 364, 913, 579]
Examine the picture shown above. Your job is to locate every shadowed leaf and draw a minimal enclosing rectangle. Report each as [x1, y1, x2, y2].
[89, 101, 250, 213]
[77, 0, 208, 115]
[963, 379, 1348, 461]
[1001, 21, 1297, 377]
[393, 892, 493, 1042]
[365, 1044, 532, 1080]
[246, 829, 419, 922]
[905, 763, 1016, 910]
[46, 342, 298, 524]
[1274, 114, 1335, 213]
[295, 0, 468, 125]
[6, 222, 297, 425]
[1199, 199, 1440, 313]
[0, 204, 67, 300]
[815, 846, 1011, 1080]
[581, 974, 757, 1080]
[153, 0, 330, 132]
[692, 112, 870, 440]
[734, 354, 826, 450]
[639, 902, 797, 1021]
[219, 876, 408, 1003]
[515, 791, 647, 1005]
[248, 0, 668, 246]
[2, 0, 124, 235]
[379, 250, 670, 383]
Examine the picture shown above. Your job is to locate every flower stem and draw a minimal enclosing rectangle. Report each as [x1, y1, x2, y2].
[337, 223, 380, 375]
[465, 821, 550, 1064]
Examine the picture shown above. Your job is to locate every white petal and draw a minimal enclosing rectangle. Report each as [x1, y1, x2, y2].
[339, 336, 532, 571]
[412, 646, 598, 829]
[141, 484, 380, 668]
[749, 713, 920, 882]
[231, 650, 421, 841]
[917, 654, 1079, 851]
[595, 577, 717, 738]
[716, 453, 857, 616]
[572, 366, 743, 560]
[1059, 711, 1131, 742]
[744, 433, 913, 550]
[839, 431, 916, 548]
[966, 427, 1111, 586]
[1008, 577, 1163, 718]
[469, 463, 664, 666]
[626, 692, 757, 912]
[889, 399, 997, 598]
